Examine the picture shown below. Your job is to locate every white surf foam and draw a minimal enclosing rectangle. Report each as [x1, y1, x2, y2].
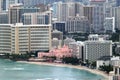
[4, 67, 24, 70]
[35, 78, 59, 80]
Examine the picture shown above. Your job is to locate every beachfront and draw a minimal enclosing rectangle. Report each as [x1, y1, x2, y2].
[18, 61, 109, 80]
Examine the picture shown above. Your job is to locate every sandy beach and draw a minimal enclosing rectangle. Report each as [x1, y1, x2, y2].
[18, 61, 109, 80]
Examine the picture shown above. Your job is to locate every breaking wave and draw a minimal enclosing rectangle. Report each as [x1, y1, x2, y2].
[35, 78, 59, 80]
[4, 67, 24, 70]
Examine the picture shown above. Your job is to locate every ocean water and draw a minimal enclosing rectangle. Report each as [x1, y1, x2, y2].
[0, 59, 106, 80]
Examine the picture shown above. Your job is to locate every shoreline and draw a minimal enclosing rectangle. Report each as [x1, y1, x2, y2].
[18, 61, 109, 80]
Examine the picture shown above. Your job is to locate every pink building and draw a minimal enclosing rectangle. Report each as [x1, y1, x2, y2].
[38, 45, 73, 58]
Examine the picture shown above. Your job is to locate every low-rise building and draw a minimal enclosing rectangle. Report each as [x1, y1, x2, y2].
[52, 38, 62, 48]
[52, 30, 63, 48]
[97, 56, 111, 69]
[68, 41, 84, 59]
[97, 56, 120, 69]
[114, 42, 120, 55]
[109, 64, 120, 80]
[64, 38, 76, 46]
[38, 45, 73, 59]
[52, 29, 63, 40]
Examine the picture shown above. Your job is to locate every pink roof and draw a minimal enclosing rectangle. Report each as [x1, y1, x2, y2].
[38, 45, 73, 58]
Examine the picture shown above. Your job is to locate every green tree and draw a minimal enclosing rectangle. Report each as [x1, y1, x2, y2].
[10, 54, 30, 61]
[99, 64, 113, 73]
[91, 61, 96, 68]
[109, 33, 119, 42]
[62, 56, 79, 65]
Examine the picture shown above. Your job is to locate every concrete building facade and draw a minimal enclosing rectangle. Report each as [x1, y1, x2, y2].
[11, 23, 52, 54]
[52, 30, 63, 48]
[64, 38, 76, 46]
[8, 4, 41, 24]
[66, 16, 90, 33]
[84, 35, 112, 62]
[0, 12, 8, 24]
[0, 24, 12, 53]
[22, 11, 51, 25]
[0, 24, 13, 53]
[52, 1, 84, 21]
[104, 17, 115, 33]
[68, 41, 84, 59]
[52, 22, 66, 33]
[0, 0, 19, 11]
[114, 7, 120, 30]
[90, 0, 105, 33]
[83, 6, 93, 25]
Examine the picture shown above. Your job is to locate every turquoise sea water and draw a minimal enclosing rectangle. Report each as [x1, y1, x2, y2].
[0, 59, 106, 80]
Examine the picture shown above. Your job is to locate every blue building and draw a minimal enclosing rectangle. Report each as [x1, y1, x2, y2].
[53, 22, 66, 34]
[0, 12, 8, 24]
[116, 0, 120, 6]
[18, 0, 46, 6]
[0, 0, 18, 11]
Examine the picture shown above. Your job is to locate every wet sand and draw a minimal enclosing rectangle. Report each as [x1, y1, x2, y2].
[18, 61, 109, 80]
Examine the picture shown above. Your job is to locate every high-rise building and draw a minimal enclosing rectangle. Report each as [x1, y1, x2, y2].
[0, 24, 13, 53]
[90, 0, 106, 2]
[8, 4, 41, 24]
[66, 16, 90, 33]
[18, 0, 89, 5]
[52, 1, 84, 21]
[104, 1, 115, 17]
[83, 6, 94, 33]
[18, 0, 46, 6]
[0, 0, 19, 11]
[84, 34, 112, 62]
[0, 23, 52, 54]
[18, 0, 85, 5]
[11, 23, 52, 54]
[83, 6, 93, 25]
[8, 4, 23, 24]
[104, 17, 115, 33]
[114, 7, 120, 30]
[116, 0, 120, 6]
[90, 0, 105, 33]
[0, 12, 8, 24]
[22, 11, 51, 25]
[52, 22, 66, 34]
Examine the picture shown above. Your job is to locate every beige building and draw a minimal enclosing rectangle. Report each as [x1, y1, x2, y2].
[8, 4, 41, 24]
[11, 23, 52, 54]
[22, 11, 52, 25]
[0, 24, 13, 53]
